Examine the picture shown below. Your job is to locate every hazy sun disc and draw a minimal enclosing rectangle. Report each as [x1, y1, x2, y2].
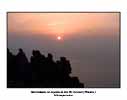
[57, 36, 61, 40]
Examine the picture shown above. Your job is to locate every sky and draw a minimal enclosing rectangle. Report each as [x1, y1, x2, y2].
[8, 13, 120, 88]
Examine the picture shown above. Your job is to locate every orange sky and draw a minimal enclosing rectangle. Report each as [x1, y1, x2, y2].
[8, 13, 119, 37]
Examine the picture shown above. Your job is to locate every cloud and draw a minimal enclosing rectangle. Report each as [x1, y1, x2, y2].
[8, 13, 119, 37]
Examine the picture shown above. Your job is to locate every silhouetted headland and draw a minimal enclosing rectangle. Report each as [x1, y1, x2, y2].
[7, 48, 84, 88]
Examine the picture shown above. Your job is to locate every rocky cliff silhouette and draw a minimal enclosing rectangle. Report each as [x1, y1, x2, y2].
[7, 48, 84, 88]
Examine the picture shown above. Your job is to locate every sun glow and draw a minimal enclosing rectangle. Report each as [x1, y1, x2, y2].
[57, 36, 61, 40]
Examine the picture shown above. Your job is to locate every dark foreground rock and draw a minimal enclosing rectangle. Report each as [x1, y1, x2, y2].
[7, 48, 84, 88]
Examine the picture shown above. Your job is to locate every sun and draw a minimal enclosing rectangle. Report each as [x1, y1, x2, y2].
[57, 36, 61, 40]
